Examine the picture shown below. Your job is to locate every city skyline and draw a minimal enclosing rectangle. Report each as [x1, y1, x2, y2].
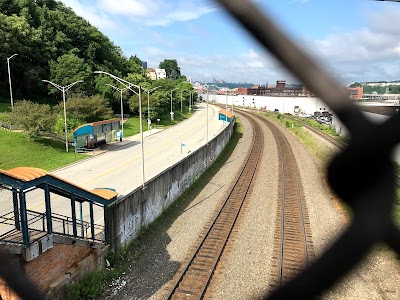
[59, 0, 400, 85]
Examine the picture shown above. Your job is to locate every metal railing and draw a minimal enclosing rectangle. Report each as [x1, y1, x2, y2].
[0, 120, 17, 131]
[0, 208, 105, 246]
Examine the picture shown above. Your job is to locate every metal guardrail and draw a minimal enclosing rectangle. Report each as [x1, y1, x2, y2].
[0, 121, 17, 131]
[215, 1, 400, 299]
[0, 209, 105, 246]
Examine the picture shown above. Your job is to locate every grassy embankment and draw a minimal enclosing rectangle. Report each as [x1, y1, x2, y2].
[0, 102, 194, 170]
[0, 130, 86, 171]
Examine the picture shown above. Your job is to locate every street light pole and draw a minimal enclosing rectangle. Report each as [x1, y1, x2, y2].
[7, 54, 18, 111]
[170, 88, 178, 123]
[42, 80, 83, 152]
[189, 90, 193, 113]
[180, 89, 188, 114]
[95, 71, 146, 189]
[225, 90, 228, 126]
[143, 86, 161, 132]
[206, 87, 209, 145]
[106, 84, 127, 138]
[232, 94, 234, 115]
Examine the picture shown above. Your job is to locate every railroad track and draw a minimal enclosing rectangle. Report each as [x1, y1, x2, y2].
[165, 115, 263, 299]
[294, 118, 346, 150]
[252, 113, 315, 289]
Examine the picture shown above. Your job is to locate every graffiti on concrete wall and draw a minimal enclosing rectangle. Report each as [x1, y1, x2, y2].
[179, 160, 206, 191]
[143, 192, 163, 226]
[113, 125, 233, 249]
[118, 213, 141, 245]
[166, 180, 180, 207]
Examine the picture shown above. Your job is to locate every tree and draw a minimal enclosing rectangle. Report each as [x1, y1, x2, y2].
[48, 53, 92, 96]
[159, 59, 181, 79]
[55, 95, 113, 123]
[0, 0, 133, 101]
[170, 69, 179, 80]
[10, 100, 56, 137]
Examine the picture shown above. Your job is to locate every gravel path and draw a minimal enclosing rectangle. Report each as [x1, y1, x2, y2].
[100, 113, 400, 300]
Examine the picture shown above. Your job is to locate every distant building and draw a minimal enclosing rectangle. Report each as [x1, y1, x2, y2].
[237, 80, 313, 97]
[345, 86, 363, 100]
[146, 68, 157, 80]
[155, 68, 167, 79]
[141, 61, 147, 70]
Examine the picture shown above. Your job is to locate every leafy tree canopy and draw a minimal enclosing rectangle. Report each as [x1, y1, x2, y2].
[159, 59, 181, 79]
[56, 94, 113, 123]
[0, 0, 137, 100]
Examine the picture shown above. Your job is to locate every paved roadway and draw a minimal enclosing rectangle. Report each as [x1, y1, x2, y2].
[53, 103, 225, 196]
[0, 103, 227, 236]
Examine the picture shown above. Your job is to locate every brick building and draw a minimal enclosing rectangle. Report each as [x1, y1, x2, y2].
[345, 86, 363, 100]
[238, 80, 313, 97]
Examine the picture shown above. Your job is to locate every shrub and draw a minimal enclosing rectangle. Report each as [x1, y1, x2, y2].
[66, 270, 103, 300]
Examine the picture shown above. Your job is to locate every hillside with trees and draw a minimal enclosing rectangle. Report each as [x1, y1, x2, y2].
[0, 0, 137, 102]
[0, 0, 196, 140]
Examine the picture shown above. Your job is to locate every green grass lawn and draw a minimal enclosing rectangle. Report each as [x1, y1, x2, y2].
[122, 108, 193, 137]
[0, 107, 196, 170]
[0, 130, 86, 171]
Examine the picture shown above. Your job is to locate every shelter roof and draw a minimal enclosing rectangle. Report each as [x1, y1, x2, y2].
[0, 167, 118, 203]
[218, 109, 234, 118]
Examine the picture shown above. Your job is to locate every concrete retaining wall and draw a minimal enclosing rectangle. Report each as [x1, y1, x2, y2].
[106, 120, 235, 251]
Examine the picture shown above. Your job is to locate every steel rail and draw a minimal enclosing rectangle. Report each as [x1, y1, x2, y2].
[166, 114, 263, 299]
[249, 112, 312, 289]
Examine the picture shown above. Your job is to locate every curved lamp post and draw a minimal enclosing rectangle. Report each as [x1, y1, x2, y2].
[180, 89, 189, 114]
[42, 79, 83, 152]
[7, 54, 18, 111]
[106, 84, 127, 138]
[94, 70, 146, 189]
[204, 85, 210, 145]
[170, 88, 178, 123]
[225, 90, 229, 126]
[189, 90, 195, 112]
[143, 86, 161, 131]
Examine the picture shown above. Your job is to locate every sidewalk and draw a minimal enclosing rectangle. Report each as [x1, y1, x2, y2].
[88, 128, 164, 156]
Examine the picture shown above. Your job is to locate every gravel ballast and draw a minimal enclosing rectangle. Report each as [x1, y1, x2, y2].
[100, 113, 400, 300]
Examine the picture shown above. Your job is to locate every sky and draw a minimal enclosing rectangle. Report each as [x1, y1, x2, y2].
[59, 0, 400, 85]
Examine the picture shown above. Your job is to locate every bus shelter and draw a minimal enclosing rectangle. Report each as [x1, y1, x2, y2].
[218, 109, 234, 123]
[73, 118, 120, 151]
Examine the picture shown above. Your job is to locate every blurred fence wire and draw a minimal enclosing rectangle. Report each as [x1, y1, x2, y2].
[214, 0, 400, 299]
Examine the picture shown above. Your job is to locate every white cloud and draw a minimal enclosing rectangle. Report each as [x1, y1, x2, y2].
[141, 47, 288, 84]
[147, 6, 217, 26]
[99, 0, 160, 17]
[301, 5, 400, 82]
[59, 0, 116, 29]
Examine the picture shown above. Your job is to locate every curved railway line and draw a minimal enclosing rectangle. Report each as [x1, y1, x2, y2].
[165, 115, 263, 299]
[165, 109, 318, 298]
[244, 112, 315, 289]
[294, 118, 346, 150]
